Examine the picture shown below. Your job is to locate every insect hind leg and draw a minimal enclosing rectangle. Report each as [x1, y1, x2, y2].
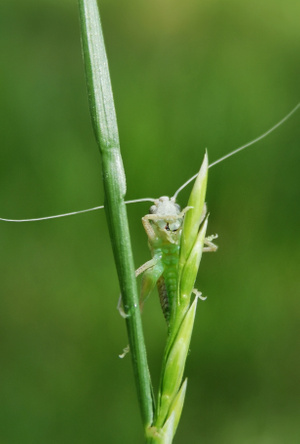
[117, 257, 160, 318]
[203, 234, 218, 252]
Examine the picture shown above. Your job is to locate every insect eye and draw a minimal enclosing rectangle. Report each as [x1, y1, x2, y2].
[149, 205, 157, 214]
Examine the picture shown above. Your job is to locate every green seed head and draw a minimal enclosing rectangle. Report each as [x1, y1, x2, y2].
[180, 216, 208, 303]
[179, 152, 208, 268]
[161, 378, 188, 440]
[157, 298, 198, 426]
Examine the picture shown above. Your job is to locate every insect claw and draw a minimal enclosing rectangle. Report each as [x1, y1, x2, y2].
[206, 233, 218, 241]
[181, 206, 193, 216]
[119, 345, 130, 359]
[192, 288, 207, 301]
[117, 295, 130, 318]
[203, 234, 218, 252]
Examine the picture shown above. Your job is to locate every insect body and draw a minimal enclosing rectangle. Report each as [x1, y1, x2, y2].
[137, 197, 187, 323]
[137, 189, 217, 325]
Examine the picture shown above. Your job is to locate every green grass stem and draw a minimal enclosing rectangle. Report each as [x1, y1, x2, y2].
[78, 0, 153, 429]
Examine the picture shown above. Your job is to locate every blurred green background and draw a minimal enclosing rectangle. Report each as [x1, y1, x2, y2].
[0, 0, 299, 443]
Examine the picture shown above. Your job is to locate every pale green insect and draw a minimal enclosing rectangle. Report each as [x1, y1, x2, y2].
[136, 189, 216, 324]
[138, 196, 191, 323]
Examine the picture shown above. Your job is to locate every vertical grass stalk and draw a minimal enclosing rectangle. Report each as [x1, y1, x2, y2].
[78, 0, 153, 429]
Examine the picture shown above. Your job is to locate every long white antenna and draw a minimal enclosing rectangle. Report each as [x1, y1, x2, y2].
[172, 103, 299, 199]
[1, 103, 298, 222]
[0, 198, 155, 222]
[0, 205, 105, 222]
[209, 102, 300, 168]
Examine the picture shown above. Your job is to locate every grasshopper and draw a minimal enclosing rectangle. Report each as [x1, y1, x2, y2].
[135, 184, 217, 324]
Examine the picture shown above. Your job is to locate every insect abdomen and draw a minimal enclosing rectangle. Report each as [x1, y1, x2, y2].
[157, 276, 170, 322]
[157, 265, 178, 324]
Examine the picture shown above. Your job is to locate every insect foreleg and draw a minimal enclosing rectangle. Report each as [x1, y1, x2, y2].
[141, 217, 157, 241]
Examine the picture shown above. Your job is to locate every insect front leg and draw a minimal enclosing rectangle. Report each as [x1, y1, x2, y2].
[141, 216, 157, 241]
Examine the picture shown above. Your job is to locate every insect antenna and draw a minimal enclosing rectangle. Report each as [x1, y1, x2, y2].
[172, 102, 299, 200]
[1, 103, 298, 222]
[0, 198, 155, 222]
[209, 102, 300, 169]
